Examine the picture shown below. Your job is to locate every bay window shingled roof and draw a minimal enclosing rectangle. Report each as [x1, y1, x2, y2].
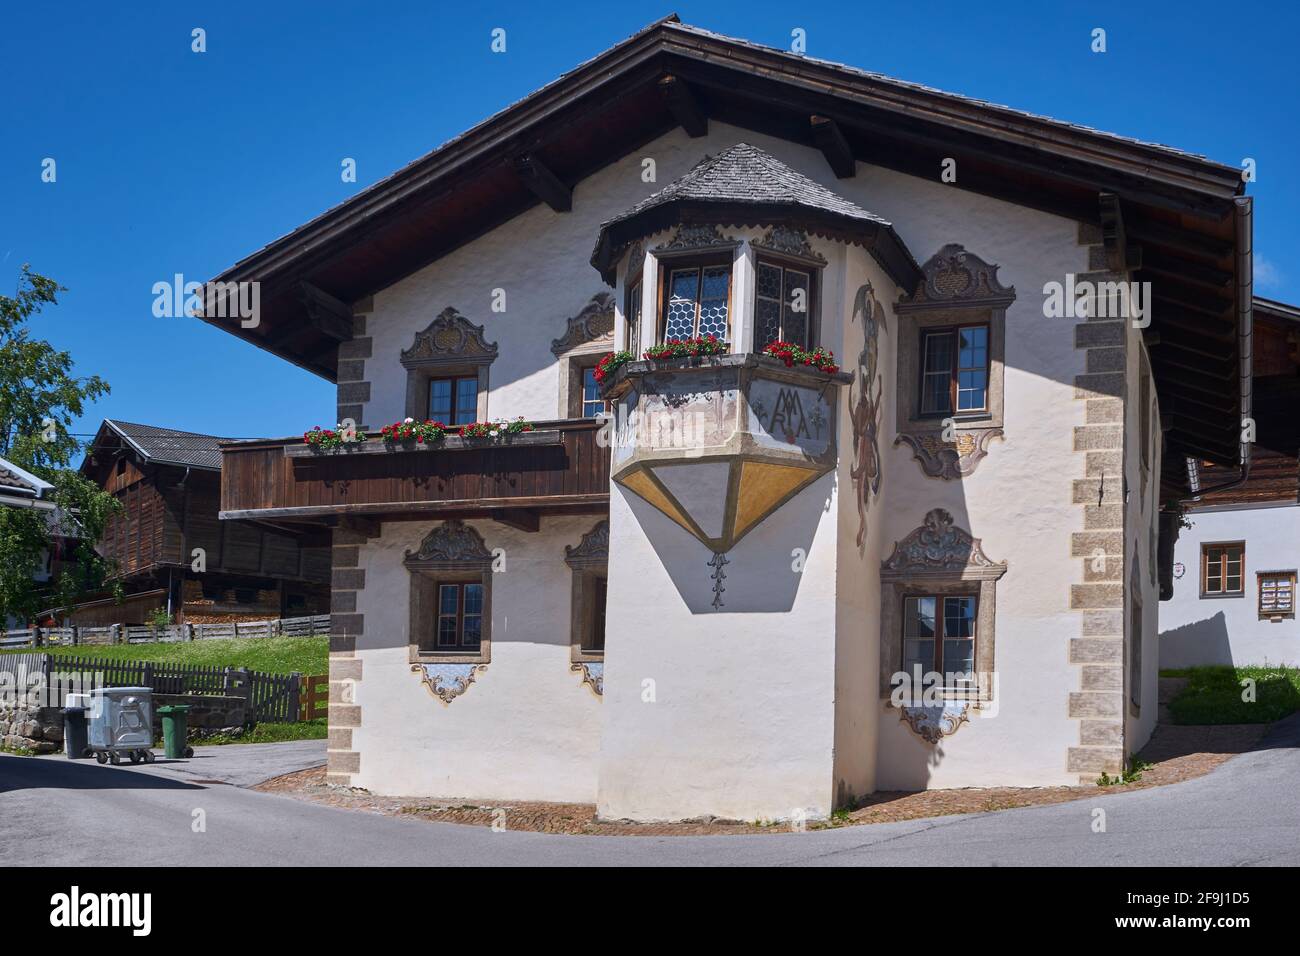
[591, 143, 918, 286]
[615, 143, 890, 225]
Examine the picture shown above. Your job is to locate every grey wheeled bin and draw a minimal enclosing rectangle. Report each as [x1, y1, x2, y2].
[87, 687, 155, 765]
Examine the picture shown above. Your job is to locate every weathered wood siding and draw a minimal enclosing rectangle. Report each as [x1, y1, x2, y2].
[220, 419, 610, 519]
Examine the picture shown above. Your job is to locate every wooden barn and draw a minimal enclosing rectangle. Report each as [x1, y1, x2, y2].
[61, 420, 331, 625]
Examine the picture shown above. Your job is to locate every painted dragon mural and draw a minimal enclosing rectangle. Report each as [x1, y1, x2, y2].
[849, 282, 885, 550]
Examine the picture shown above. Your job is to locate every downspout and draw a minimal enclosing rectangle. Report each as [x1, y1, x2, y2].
[1179, 195, 1254, 499]
[173, 466, 192, 622]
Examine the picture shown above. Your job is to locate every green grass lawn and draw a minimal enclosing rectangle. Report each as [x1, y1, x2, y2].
[2, 634, 327, 676]
[194, 717, 328, 746]
[1161, 666, 1300, 724]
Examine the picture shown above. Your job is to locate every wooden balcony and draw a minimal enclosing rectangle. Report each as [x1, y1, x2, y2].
[220, 419, 610, 529]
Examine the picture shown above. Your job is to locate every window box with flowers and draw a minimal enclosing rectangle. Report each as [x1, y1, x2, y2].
[302, 425, 369, 452]
[287, 418, 557, 458]
[596, 336, 731, 398]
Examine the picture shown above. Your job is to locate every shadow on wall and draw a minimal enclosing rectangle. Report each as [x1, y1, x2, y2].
[1159, 611, 1231, 669]
[624, 471, 833, 614]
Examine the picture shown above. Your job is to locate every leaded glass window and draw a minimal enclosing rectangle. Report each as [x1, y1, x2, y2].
[754, 262, 812, 350]
[663, 264, 731, 342]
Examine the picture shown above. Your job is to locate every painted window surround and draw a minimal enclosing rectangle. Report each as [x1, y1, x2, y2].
[893, 245, 1014, 480]
[552, 293, 616, 419]
[399, 307, 497, 424]
[564, 520, 609, 663]
[404, 520, 495, 665]
[878, 508, 1008, 707]
[614, 225, 827, 358]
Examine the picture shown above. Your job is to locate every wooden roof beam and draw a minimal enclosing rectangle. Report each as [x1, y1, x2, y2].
[1127, 219, 1233, 261]
[1143, 259, 1232, 292]
[494, 508, 541, 533]
[1099, 193, 1131, 273]
[658, 75, 707, 138]
[296, 282, 354, 341]
[810, 115, 855, 178]
[513, 155, 572, 213]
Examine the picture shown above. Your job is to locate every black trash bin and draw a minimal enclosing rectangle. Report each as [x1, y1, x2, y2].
[61, 694, 90, 759]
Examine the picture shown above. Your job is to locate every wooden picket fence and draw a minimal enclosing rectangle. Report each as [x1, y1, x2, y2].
[0, 614, 331, 650]
[298, 674, 328, 721]
[22, 652, 320, 724]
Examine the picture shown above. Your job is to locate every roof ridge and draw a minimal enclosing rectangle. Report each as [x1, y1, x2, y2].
[106, 418, 231, 442]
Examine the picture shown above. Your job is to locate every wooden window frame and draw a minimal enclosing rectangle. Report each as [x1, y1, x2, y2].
[427, 374, 480, 426]
[1200, 541, 1245, 598]
[566, 521, 608, 664]
[564, 356, 607, 420]
[409, 569, 492, 663]
[625, 276, 643, 354]
[899, 592, 979, 693]
[656, 254, 734, 344]
[752, 257, 818, 352]
[1257, 570, 1297, 620]
[916, 322, 991, 419]
[434, 580, 486, 651]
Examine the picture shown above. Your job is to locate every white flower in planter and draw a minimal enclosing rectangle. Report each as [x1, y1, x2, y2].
[404, 417, 414, 424]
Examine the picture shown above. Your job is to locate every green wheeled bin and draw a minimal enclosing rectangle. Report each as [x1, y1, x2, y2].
[157, 704, 194, 759]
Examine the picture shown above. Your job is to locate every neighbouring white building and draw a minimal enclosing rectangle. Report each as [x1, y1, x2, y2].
[201, 17, 1260, 821]
[1159, 297, 1300, 669]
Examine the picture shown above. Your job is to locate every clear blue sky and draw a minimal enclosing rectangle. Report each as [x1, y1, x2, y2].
[3, 1, 1294, 453]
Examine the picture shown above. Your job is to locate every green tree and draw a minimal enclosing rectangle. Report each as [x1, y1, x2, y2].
[0, 265, 120, 623]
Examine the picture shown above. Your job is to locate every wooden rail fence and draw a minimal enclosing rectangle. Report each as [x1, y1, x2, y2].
[0, 614, 331, 650]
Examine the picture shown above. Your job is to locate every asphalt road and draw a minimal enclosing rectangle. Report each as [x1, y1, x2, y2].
[3, 720, 1298, 866]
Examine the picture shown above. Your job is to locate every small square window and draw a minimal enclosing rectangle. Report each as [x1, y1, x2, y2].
[1201, 542, 1245, 597]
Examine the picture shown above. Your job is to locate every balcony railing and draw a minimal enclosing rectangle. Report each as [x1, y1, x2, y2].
[219, 418, 609, 524]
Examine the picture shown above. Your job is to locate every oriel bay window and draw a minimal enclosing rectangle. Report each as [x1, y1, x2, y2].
[902, 594, 977, 687]
[429, 375, 479, 426]
[662, 261, 732, 342]
[754, 261, 813, 350]
[1201, 542, 1244, 597]
[919, 324, 989, 416]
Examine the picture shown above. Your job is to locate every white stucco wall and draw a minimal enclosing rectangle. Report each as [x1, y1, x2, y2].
[864, 167, 1089, 790]
[1159, 502, 1300, 668]
[349, 517, 603, 801]
[831, 247, 894, 804]
[346, 119, 1139, 807]
[1123, 335, 1162, 754]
